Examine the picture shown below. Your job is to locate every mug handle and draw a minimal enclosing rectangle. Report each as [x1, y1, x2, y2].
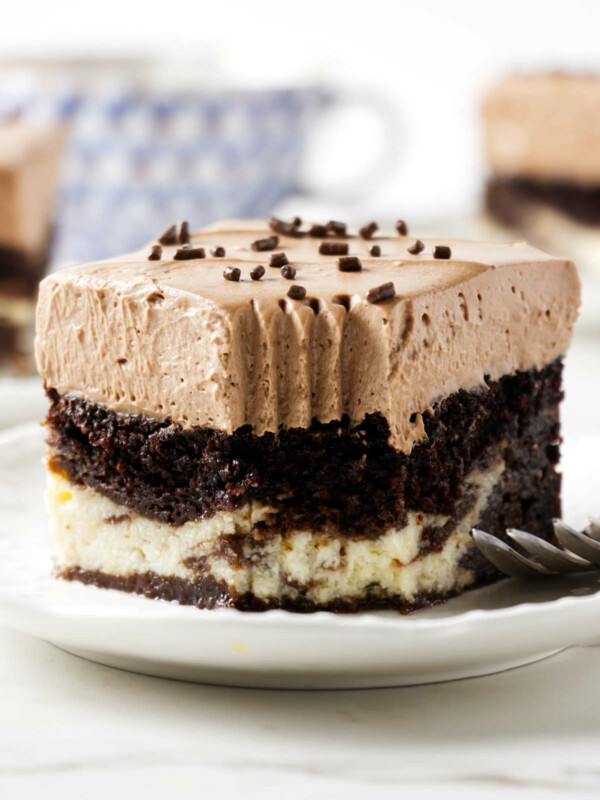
[297, 86, 403, 203]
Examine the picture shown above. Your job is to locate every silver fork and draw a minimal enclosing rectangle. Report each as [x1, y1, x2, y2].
[471, 519, 600, 579]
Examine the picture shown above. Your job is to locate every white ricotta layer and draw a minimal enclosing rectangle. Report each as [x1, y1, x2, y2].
[0, 294, 34, 327]
[47, 460, 504, 606]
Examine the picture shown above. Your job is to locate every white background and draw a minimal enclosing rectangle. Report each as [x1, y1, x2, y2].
[4, 0, 600, 220]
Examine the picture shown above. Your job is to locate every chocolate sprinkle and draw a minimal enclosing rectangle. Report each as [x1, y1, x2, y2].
[250, 265, 265, 281]
[369, 244, 381, 257]
[359, 221, 378, 240]
[158, 223, 177, 246]
[251, 235, 279, 252]
[281, 264, 296, 279]
[269, 217, 305, 238]
[308, 224, 328, 237]
[366, 281, 395, 304]
[269, 252, 289, 268]
[395, 220, 408, 236]
[327, 220, 347, 236]
[407, 239, 425, 255]
[174, 245, 206, 260]
[223, 267, 241, 282]
[147, 244, 162, 261]
[433, 245, 452, 259]
[179, 221, 190, 244]
[319, 241, 348, 256]
[210, 246, 225, 257]
[337, 255, 362, 272]
[287, 284, 306, 300]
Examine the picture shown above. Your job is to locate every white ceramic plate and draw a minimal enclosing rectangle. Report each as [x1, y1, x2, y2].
[0, 423, 599, 690]
[0, 376, 46, 430]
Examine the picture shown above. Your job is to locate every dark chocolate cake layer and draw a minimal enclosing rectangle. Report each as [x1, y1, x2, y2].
[47, 359, 563, 538]
[0, 320, 20, 359]
[486, 176, 600, 227]
[0, 237, 52, 298]
[0, 237, 51, 375]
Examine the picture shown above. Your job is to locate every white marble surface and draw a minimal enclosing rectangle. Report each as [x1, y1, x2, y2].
[0, 330, 598, 799]
[2, 630, 600, 799]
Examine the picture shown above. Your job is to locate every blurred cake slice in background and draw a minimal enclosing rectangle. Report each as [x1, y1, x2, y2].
[482, 73, 600, 273]
[0, 118, 64, 375]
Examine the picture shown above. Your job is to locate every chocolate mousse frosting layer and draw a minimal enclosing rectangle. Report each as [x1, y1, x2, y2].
[35, 220, 580, 453]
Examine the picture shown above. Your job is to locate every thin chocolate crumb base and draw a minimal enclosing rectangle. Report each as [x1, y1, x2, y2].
[59, 566, 234, 610]
[57, 565, 493, 614]
[45, 359, 563, 537]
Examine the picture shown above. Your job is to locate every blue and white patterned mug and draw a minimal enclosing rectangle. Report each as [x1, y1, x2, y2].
[0, 61, 399, 264]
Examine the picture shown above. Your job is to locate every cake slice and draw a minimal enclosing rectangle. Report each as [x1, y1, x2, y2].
[482, 73, 600, 269]
[35, 218, 580, 611]
[0, 119, 65, 374]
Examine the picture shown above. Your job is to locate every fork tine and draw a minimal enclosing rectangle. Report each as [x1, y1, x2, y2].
[553, 520, 600, 566]
[471, 529, 551, 579]
[584, 518, 600, 542]
[506, 528, 592, 573]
